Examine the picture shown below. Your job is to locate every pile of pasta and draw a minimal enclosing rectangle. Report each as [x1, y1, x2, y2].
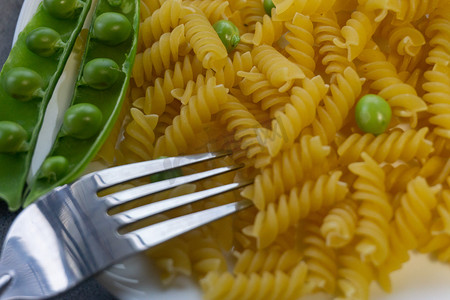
[95, 0, 450, 299]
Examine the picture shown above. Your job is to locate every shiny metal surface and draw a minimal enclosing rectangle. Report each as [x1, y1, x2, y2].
[0, 152, 252, 299]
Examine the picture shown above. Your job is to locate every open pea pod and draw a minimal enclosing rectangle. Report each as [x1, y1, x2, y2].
[24, 0, 140, 206]
[0, 0, 93, 211]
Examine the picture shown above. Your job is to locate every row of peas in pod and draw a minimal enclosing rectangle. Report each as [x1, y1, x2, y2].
[0, 0, 140, 210]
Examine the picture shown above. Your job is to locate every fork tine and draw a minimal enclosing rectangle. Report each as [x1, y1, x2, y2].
[89, 151, 231, 190]
[124, 199, 253, 250]
[112, 180, 253, 227]
[102, 164, 244, 209]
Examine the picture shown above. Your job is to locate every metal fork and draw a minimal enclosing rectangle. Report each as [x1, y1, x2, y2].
[0, 151, 252, 300]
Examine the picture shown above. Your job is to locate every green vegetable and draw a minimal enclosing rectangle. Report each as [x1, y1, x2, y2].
[38, 156, 69, 181]
[25, 0, 140, 206]
[150, 156, 183, 183]
[81, 58, 121, 89]
[61, 103, 103, 139]
[263, 0, 276, 16]
[26, 27, 65, 57]
[2, 67, 44, 101]
[107, 0, 123, 6]
[93, 12, 132, 45]
[43, 0, 84, 19]
[0, 0, 92, 211]
[213, 20, 240, 53]
[355, 94, 392, 135]
[0, 121, 29, 153]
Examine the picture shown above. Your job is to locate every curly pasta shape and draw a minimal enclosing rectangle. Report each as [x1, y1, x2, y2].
[334, 8, 381, 61]
[349, 152, 392, 266]
[171, 71, 216, 105]
[394, 0, 447, 23]
[419, 234, 450, 263]
[337, 127, 433, 166]
[283, 13, 315, 78]
[233, 247, 303, 275]
[357, 47, 427, 126]
[184, 0, 231, 24]
[137, 24, 189, 83]
[302, 219, 338, 294]
[388, 24, 425, 64]
[219, 96, 265, 163]
[252, 45, 305, 92]
[133, 55, 204, 116]
[272, 0, 336, 21]
[241, 14, 284, 46]
[425, 9, 450, 67]
[241, 135, 331, 210]
[200, 262, 308, 300]
[182, 7, 228, 71]
[312, 11, 354, 78]
[336, 249, 374, 300]
[310, 66, 363, 144]
[232, 0, 264, 33]
[238, 66, 291, 116]
[320, 199, 358, 248]
[246, 171, 348, 248]
[378, 177, 441, 292]
[139, 0, 186, 49]
[120, 108, 159, 162]
[153, 77, 229, 157]
[257, 75, 328, 157]
[212, 51, 254, 89]
[383, 162, 421, 194]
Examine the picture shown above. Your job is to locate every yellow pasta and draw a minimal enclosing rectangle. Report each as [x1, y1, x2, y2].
[92, 0, 450, 298]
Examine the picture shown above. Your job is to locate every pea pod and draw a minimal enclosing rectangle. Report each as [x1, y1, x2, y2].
[0, 0, 93, 211]
[24, 0, 140, 206]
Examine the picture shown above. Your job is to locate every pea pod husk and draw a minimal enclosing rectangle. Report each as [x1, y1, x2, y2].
[0, 0, 93, 211]
[24, 0, 140, 206]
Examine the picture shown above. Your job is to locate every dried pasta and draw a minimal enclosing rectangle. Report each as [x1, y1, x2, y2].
[92, 1, 450, 299]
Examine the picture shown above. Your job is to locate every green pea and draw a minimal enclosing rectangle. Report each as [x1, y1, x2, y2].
[0, 121, 28, 153]
[213, 20, 240, 53]
[81, 58, 121, 90]
[26, 27, 65, 57]
[61, 103, 103, 139]
[263, 0, 276, 16]
[38, 156, 69, 181]
[93, 12, 132, 46]
[150, 156, 183, 183]
[2, 67, 44, 101]
[43, 0, 83, 19]
[355, 94, 392, 135]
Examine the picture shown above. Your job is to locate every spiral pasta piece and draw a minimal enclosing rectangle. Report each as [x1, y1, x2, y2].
[241, 135, 331, 210]
[357, 47, 427, 126]
[239, 66, 291, 116]
[153, 77, 229, 157]
[272, 0, 336, 21]
[383, 162, 421, 194]
[139, 0, 186, 49]
[378, 177, 441, 292]
[310, 66, 363, 144]
[212, 51, 254, 89]
[133, 55, 204, 116]
[312, 11, 355, 78]
[137, 24, 189, 83]
[232, 0, 264, 33]
[233, 247, 303, 275]
[219, 96, 265, 164]
[336, 249, 374, 300]
[184, 0, 231, 24]
[258, 75, 328, 157]
[321, 199, 358, 248]
[182, 7, 228, 71]
[247, 171, 348, 248]
[302, 218, 338, 294]
[394, 0, 447, 23]
[349, 153, 392, 266]
[337, 127, 433, 166]
[252, 45, 305, 92]
[200, 262, 308, 300]
[241, 14, 284, 46]
[334, 8, 381, 61]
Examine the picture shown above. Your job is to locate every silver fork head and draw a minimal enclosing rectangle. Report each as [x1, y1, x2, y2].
[0, 152, 252, 300]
